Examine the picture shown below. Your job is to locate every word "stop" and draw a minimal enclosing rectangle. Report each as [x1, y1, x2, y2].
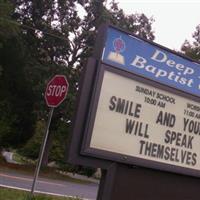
[45, 75, 69, 107]
[46, 85, 67, 97]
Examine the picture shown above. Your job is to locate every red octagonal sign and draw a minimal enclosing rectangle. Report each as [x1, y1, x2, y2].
[45, 75, 69, 107]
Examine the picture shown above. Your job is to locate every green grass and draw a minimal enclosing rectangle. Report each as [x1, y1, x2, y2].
[12, 152, 36, 165]
[0, 187, 81, 200]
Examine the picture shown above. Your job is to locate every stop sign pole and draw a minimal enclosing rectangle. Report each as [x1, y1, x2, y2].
[31, 75, 69, 196]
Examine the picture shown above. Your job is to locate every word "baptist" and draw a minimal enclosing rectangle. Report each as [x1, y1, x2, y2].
[131, 49, 194, 88]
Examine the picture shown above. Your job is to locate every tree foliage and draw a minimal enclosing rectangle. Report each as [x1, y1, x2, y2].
[0, 0, 155, 165]
[181, 24, 200, 61]
[0, 0, 35, 147]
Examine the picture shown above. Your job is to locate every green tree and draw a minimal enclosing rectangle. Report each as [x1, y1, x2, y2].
[0, 0, 19, 77]
[0, 0, 35, 147]
[1, 0, 155, 166]
[181, 24, 200, 61]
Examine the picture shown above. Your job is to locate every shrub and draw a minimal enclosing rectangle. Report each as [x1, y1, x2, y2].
[19, 120, 45, 159]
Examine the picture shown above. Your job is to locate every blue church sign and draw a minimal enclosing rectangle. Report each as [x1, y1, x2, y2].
[102, 27, 200, 97]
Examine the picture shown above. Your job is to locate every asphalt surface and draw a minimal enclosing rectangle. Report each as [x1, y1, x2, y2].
[0, 171, 98, 200]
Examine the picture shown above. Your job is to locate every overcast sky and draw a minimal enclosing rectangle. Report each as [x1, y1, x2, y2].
[108, 0, 200, 51]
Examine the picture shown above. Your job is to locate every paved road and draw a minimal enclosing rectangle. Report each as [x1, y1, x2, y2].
[0, 171, 98, 200]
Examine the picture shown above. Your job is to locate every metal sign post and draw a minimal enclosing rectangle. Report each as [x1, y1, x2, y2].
[30, 75, 68, 197]
[30, 107, 54, 195]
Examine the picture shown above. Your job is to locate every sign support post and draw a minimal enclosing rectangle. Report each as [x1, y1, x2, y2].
[98, 162, 200, 200]
[30, 74, 69, 197]
[30, 107, 54, 195]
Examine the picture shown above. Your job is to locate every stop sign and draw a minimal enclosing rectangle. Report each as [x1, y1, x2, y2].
[45, 75, 69, 107]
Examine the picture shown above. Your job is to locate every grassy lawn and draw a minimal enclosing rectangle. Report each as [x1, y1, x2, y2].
[0, 187, 81, 200]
